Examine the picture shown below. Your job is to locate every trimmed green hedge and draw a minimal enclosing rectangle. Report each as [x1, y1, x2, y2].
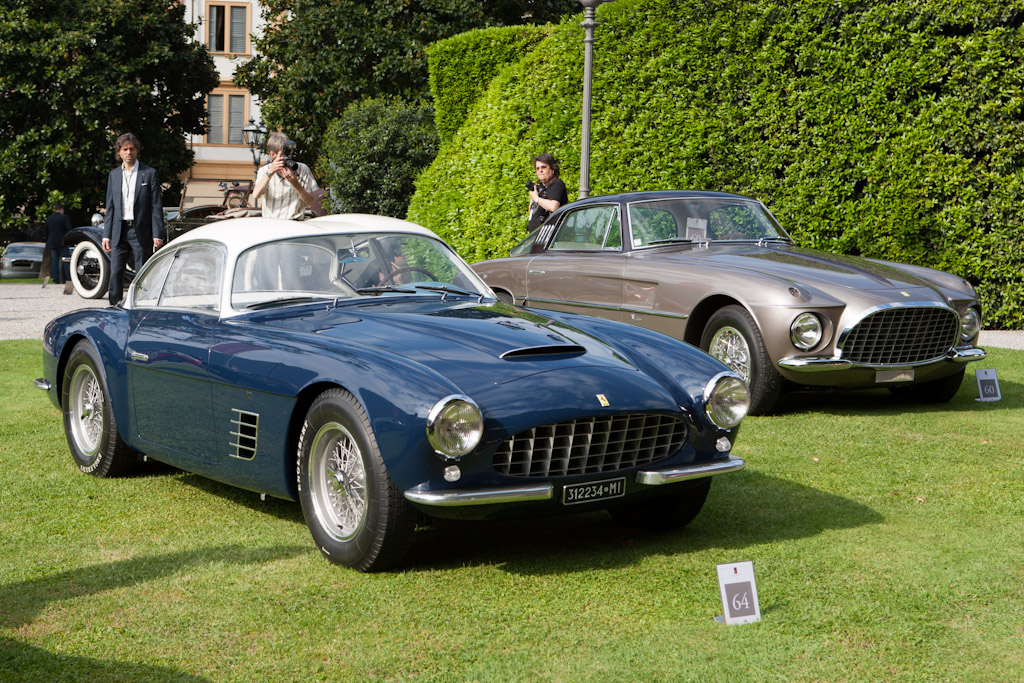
[428, 24, 552, 145]
[408, 0, 1024, 329]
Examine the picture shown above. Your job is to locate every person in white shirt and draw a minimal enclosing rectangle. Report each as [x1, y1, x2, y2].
[251, 132, 320, 220]
[101, 133, 164, 304]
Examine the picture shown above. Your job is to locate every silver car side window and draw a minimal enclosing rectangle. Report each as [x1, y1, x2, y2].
[550, 205, 619, 251]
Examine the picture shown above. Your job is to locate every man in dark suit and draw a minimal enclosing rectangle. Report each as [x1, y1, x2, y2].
[43, 203, 73, 284]
[102, 132, 165, 305]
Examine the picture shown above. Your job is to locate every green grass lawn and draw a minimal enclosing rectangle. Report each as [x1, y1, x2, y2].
[1, 338, 1022, 682]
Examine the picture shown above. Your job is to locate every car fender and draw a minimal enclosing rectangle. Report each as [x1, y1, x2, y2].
[208, 322, 471, 490]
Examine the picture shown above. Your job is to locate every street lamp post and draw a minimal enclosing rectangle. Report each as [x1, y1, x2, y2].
[574, 0, 611, 200]
[241, 118, 268, 178]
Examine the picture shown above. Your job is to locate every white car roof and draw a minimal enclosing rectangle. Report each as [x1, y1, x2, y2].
[130, 213, 468, 318]
[173, 213, 440, 255]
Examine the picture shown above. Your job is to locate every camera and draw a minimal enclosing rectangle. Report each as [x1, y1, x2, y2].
[284, 158, 299, 172]
[525, 181, 535, 191]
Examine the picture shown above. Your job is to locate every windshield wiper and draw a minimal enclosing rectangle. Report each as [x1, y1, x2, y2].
[355, 285, 416, 296]
[411, 284, 484, 302]
[414, 284, 475, 296]
[757, 237, 792, 246]
[648, 238, 694, 245]
[245, 296, 335, 310]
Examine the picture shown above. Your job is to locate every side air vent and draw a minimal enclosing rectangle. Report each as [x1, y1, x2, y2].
[230, 409, 259, 460]
[500, 345, 587, 360]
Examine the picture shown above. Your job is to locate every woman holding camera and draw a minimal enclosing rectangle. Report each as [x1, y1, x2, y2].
[251, 132, 320, 220]
[527, 153, 569, 231]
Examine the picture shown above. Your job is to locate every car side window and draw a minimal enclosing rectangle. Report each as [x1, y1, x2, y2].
[629, 206, 678, 247]
[550, 205, 621, 251]
[131, 250, 175, 308]
[157, 245, 225, 312]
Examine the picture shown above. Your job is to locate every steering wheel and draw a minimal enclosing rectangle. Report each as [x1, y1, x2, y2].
[380, 266, 437, 284]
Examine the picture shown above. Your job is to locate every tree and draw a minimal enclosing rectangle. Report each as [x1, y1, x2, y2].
[235, 0, 578, 166]
[0, 0, 219, 231]
[317, 97, 438, 218]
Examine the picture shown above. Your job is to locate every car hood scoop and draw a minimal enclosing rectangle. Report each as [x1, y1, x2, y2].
[268, 300, 635, 385]
[499, 344, 587, 360]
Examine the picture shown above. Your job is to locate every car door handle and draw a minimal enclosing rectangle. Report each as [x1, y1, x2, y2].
[128, 350, 149, 362]
[528, 270, 545, 275]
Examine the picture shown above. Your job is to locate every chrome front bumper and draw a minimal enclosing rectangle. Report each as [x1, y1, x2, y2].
[404, 455, 746, 508]
[777, 346, 987, 373]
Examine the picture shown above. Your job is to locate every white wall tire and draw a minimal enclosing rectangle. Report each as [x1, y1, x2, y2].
[69, 240, 109, 299]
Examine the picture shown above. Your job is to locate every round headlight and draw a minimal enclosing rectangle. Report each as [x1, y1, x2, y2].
[790, 312, 823, 351]
[704, 373, 750, 429]
[960, 307, 981, 342]
[426, 395, 483, 458]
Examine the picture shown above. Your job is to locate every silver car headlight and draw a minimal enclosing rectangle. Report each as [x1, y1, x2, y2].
[960, 307, 981, 342]
[704, 373, 750, 429]
[426, 395, 483, 458]
[790, 312, 823, 351]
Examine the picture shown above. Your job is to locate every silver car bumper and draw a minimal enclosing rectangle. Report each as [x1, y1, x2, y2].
[404, 455, 746, 507]
[777, 346, 986, 373]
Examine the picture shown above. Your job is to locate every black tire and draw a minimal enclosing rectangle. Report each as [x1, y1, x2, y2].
[889, 368, 965, 404]
[608, 479, 712, 530]
[69, 240, 110, 299]
[494, 290, 514, 305]
[701, 305, 781, 415]
[297, 389, 415, 571]
[62, 341, 137, 477]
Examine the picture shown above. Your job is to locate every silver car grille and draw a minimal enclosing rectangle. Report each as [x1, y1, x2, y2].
[493, 414, 687, 478]
[841, 306, 960, 365]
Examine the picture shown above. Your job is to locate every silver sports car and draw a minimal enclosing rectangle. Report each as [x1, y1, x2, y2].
[472, 191, 986, 414]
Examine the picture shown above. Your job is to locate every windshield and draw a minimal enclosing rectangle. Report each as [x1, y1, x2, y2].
[5, 244, 44, 257]
[628, 198, 790, 248]
[231, 232, 492, 309]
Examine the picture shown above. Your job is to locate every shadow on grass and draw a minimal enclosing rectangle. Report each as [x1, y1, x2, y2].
[0, 636, 210, 683]
[770, 376, 1024, 417]
[139, 462, 882, 575]
[0, 544, 308, 630]
[175, 474, 305, 523]
[404, 469, 883, 575]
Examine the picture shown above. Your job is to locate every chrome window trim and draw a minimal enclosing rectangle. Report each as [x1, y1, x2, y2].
[523, 296, 688, 320]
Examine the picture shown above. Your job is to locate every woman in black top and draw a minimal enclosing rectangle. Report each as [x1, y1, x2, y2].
[527, 153, 569, 231]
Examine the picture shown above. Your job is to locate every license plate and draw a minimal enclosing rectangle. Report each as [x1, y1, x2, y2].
[876, 369, 915, 383]
[562, 478, 625, 505]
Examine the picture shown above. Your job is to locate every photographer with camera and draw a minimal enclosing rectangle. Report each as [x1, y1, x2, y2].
[527, 153, 569, 231]
[251, 132, 320, 220]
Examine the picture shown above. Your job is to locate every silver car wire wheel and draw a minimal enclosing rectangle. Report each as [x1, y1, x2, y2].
[708, 325, 752, 383]
[308, 421, 368, 541]
[68, 363, 105, 457]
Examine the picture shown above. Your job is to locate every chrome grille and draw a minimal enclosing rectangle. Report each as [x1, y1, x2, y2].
[494, 414, 687, 478]
[841, 306, 959, 365]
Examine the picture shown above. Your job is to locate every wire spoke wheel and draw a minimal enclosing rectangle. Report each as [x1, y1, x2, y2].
[68, 363, 105, 456]
[298, 389, 415, 571]
[61, 341, 136, 476]
[701, 305, 781, 415]
[309, 421, 368, 541]
[708, 326, 751, 382]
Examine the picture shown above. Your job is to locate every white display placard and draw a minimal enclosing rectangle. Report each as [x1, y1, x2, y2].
[975, 369, 1001, 402]
[686, 217, 707, 240]
[716, 561, 761, 625]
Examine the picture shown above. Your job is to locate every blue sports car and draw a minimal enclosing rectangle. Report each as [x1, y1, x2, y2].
[37, 215, 749, 571]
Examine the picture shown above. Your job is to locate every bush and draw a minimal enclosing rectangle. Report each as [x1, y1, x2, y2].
[317, 98, 439, 218]
[409, 0, 1024, 328]
[428, 24, 552, 145]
